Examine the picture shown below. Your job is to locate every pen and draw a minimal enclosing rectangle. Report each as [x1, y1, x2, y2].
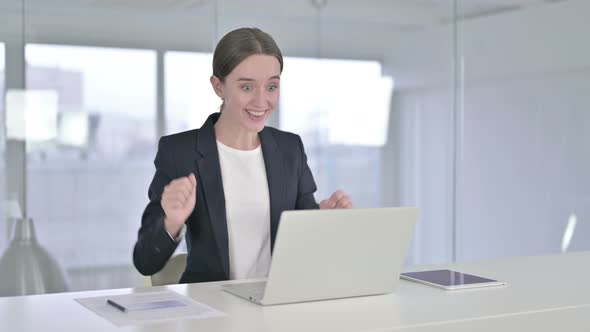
[106, 299, 127, 313]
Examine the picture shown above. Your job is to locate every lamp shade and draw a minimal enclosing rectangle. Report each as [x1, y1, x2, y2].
[0, 218, 68, 297]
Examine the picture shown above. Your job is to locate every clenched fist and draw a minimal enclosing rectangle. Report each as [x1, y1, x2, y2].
[162, 173, 197, 237]
[320, 190, 353, 209]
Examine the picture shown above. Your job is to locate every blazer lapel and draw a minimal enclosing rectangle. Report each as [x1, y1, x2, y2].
[194, 113, 230, 279]
[259, 128, 284, 253]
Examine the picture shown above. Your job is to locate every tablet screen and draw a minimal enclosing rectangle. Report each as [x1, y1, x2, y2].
[401, 269, 498, 287]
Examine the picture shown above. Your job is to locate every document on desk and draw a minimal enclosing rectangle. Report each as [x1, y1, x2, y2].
[75, 290, 226, 327]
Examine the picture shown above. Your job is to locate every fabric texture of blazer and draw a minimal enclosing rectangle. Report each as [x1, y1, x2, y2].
[133, 112, 319, 283]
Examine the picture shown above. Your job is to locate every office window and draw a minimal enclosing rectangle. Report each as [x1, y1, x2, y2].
[24, 44, 157, 291]
[280, 58, 393, 208]
[165, 51, 218, 135]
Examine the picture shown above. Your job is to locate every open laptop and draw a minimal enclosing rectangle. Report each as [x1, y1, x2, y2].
[222, 207, 417, 305]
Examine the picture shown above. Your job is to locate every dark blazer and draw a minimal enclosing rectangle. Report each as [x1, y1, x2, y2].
[133, 112, 319, 283]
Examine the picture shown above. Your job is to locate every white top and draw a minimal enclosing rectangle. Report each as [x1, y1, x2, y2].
[217, 140, 271, 280]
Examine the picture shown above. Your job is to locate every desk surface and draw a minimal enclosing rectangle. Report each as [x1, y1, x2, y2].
[399, 304, 590, 332]
[1, 251, 588, 331]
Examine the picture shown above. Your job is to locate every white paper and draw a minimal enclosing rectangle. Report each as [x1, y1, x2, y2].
[75, 290, 226, 327]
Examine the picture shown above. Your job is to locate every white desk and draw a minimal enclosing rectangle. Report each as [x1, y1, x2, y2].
[1, 251, 588, 331]
[396, 305, 590, 332]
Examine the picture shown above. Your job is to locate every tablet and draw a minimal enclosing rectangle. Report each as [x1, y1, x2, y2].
[400, 269, 506, 290]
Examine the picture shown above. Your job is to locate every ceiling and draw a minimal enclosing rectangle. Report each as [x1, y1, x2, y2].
[6, 0, 564, 30]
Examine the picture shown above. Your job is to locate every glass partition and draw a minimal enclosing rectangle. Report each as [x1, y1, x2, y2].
[457, 0, 590, 260]
[2, 0, 587, 295]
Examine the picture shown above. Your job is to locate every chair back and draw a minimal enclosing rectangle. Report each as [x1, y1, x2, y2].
[150, 253, 187, 286]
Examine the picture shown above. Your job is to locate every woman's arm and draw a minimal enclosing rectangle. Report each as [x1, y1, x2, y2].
[133, 137, 182, 276]
[295, 136, 320, 210]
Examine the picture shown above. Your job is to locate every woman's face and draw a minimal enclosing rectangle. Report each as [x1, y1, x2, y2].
[212, 54, 281, 133]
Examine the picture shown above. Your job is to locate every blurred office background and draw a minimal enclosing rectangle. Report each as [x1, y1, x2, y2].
[0, 0, 588, 293]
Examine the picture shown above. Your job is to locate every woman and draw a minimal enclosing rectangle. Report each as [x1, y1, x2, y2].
[133, 27, 353, 283]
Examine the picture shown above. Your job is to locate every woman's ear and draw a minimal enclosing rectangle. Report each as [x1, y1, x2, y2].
[210, 75, 224, 99]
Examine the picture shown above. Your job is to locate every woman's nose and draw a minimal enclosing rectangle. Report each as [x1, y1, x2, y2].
[251, 88, 267, 108]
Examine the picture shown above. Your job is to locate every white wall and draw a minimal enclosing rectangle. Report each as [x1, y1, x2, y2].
[460, 71, 590, 260]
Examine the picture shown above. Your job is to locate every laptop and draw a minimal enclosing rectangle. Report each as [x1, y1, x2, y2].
[222, 207, 418, 305]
